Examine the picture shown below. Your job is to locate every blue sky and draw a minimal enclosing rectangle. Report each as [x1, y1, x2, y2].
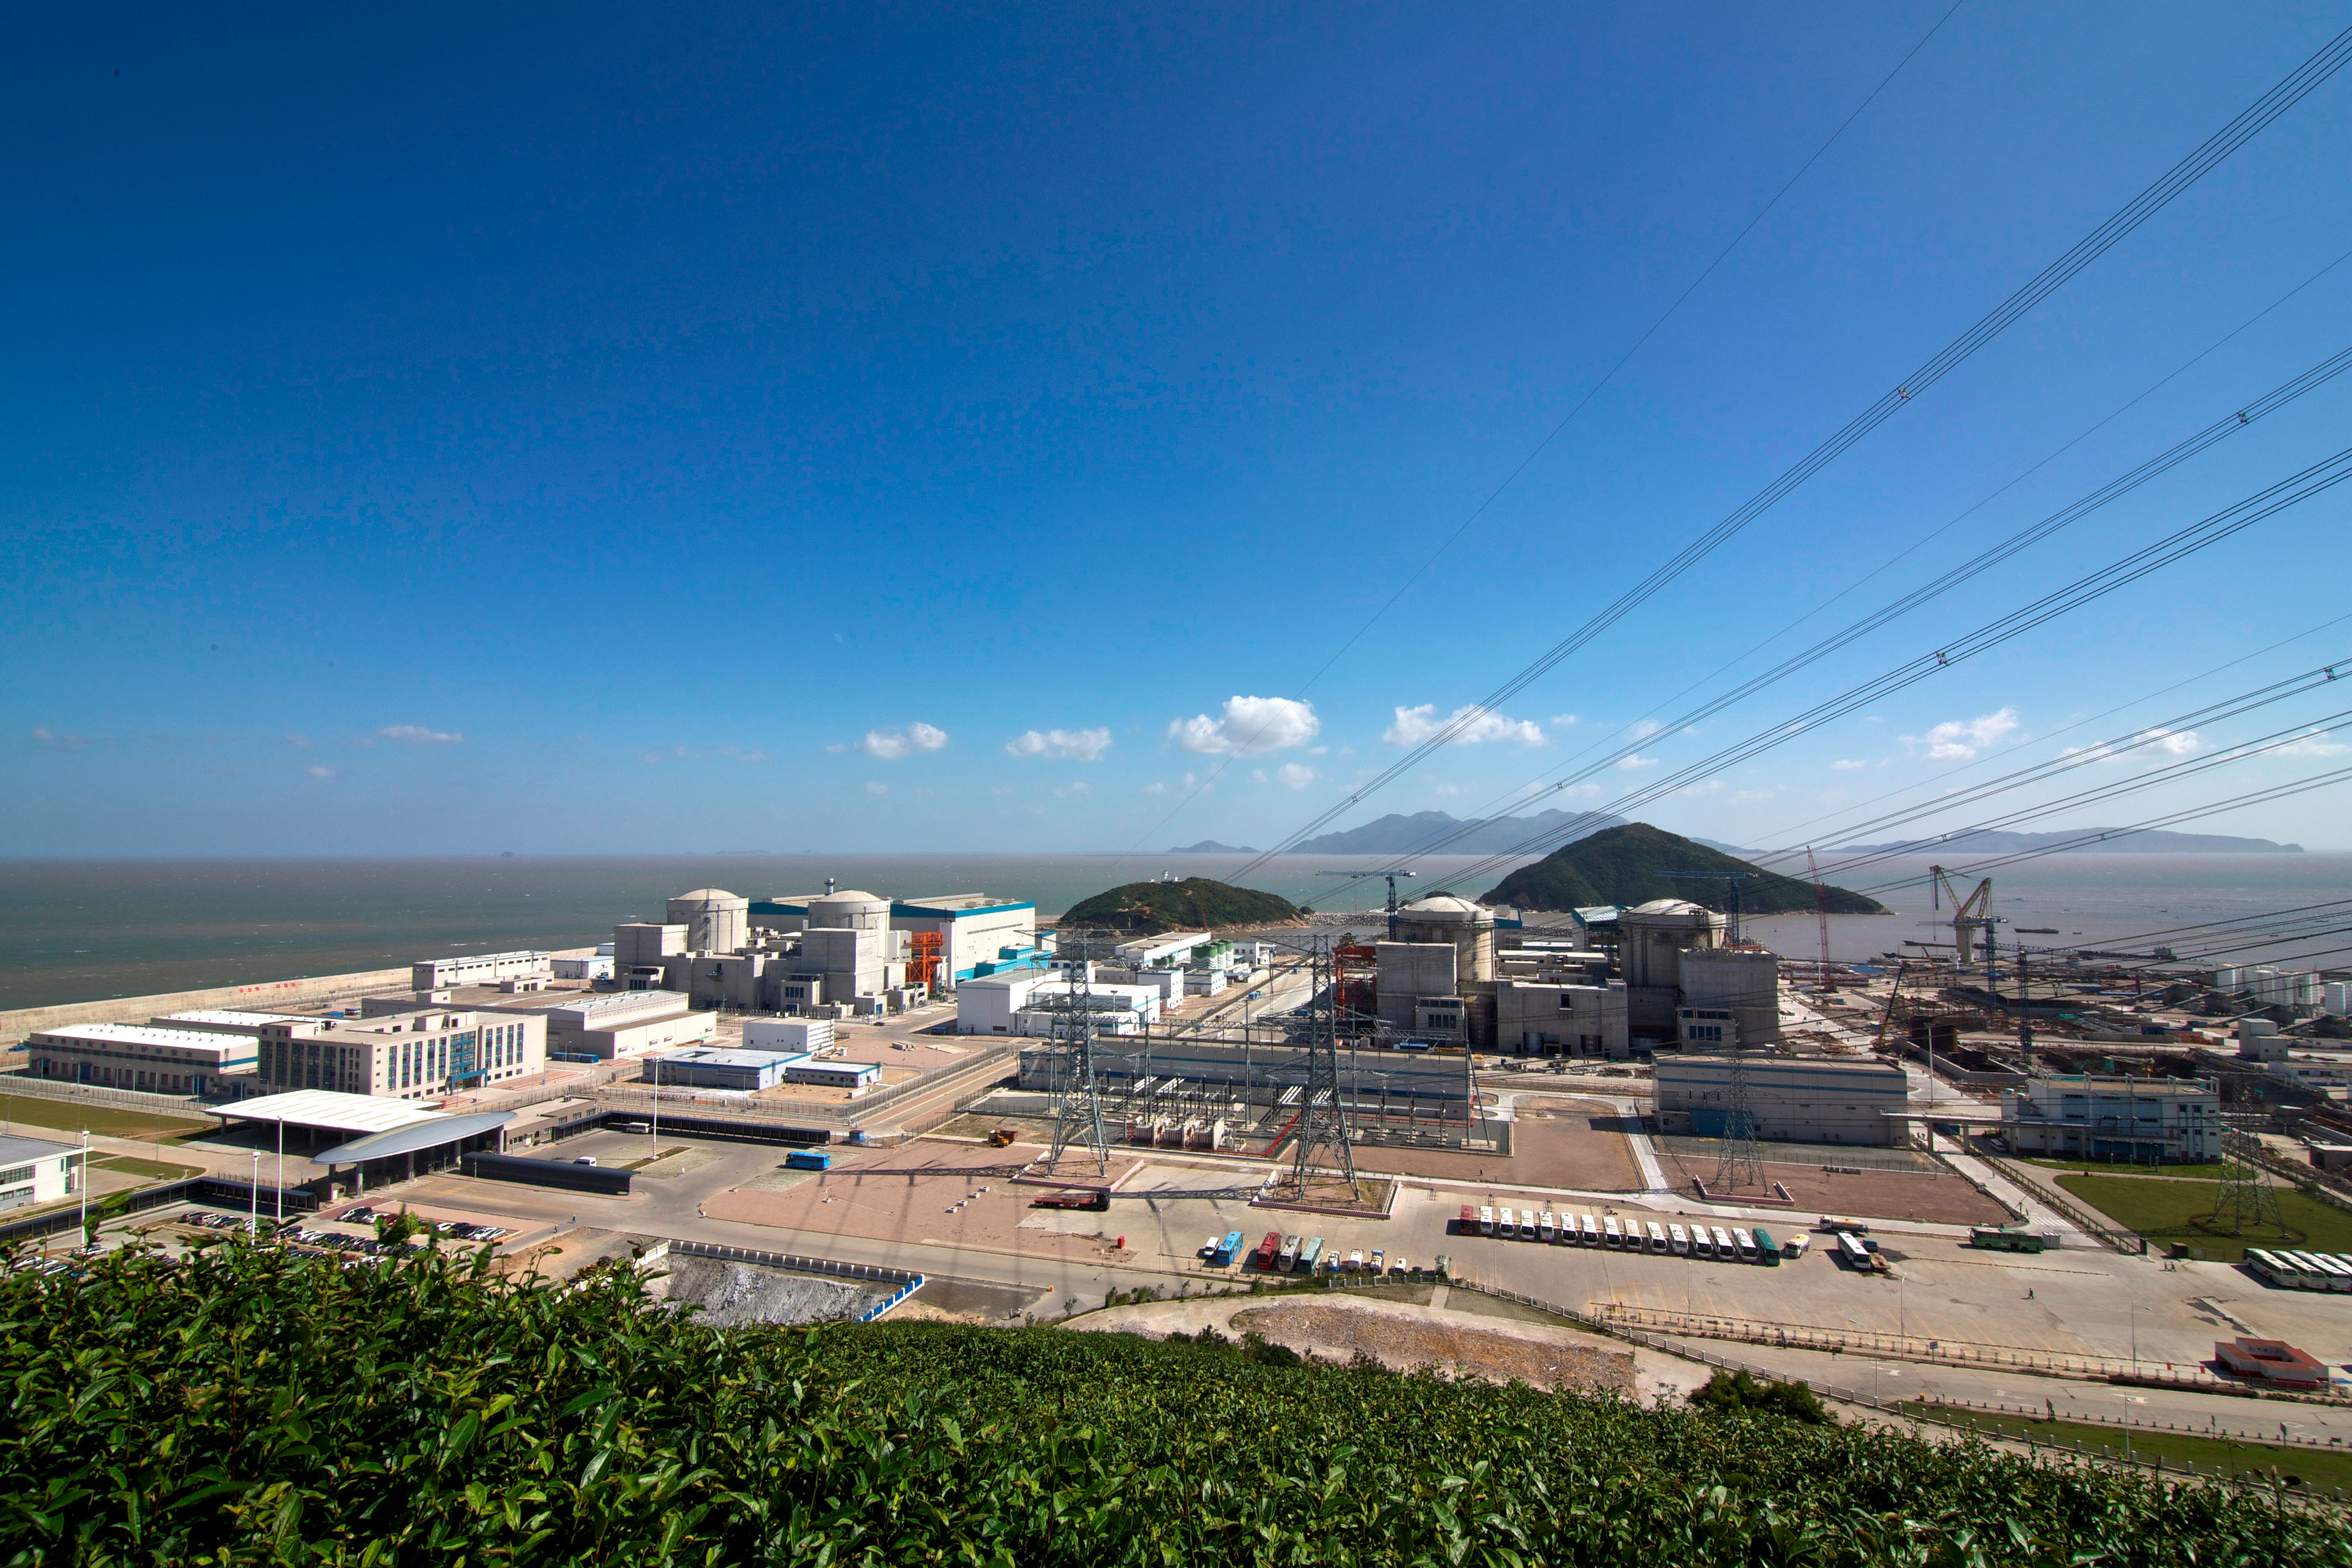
[7, 3, 2352, 857]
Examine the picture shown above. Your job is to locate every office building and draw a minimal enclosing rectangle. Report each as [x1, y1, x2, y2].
[641, 1047, 808, 1091]
[1654, 1054, 1908, 1146]
[255, 1008, 545, 1098]
[0, 1135, 87, 1211]
[24, 1023, 260, 1098]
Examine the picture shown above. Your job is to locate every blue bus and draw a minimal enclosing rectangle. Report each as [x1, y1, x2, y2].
[1212, 1229, 1245, 1267]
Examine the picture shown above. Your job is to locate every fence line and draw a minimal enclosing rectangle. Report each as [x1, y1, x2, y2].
[1983, 1155, 2144, 1253]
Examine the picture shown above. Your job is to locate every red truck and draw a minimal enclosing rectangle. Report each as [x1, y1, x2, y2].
[1457, 1204, 1477, 1234]
[1250, 1231, 1283, 1271]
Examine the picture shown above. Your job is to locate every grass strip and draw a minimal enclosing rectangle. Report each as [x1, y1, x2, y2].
[1912, 1401, 2352, 1493]
[0, 1092, 209, 1143]
[2054, 1172, 2352, 1262]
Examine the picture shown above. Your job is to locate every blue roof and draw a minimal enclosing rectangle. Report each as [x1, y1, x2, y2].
[893, 901, 1034, 919]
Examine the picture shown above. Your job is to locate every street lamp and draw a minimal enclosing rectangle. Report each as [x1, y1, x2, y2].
[77, 1128, 88, 1251]
[249, 1151, 261, 1232]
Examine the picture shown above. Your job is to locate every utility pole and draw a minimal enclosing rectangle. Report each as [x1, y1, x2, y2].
[1274, 936, 1361, 1200]
[1046, 929, 1113, 1177]
[1806, 846, 1833, 991]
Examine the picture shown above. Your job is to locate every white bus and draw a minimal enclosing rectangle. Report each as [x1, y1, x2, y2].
[1731, 1227, 1759, 1263]
[1668, 1223, 1690, 1254]
[1646, 1221, 1668, 1253]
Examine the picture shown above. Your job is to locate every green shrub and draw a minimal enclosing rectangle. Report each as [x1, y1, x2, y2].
[1, 1240, 2340, 1566]
[1688, 1368, 1834, 1425]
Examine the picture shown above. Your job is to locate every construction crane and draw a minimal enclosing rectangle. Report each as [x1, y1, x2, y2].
[1806, 846, 1833, 991]
[1930, 866, 2002, 993]
[1320, 867, 1414, 935]
[1666, 871, 1755, 945]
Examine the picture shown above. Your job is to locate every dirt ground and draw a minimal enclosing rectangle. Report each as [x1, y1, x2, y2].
[1065, 1290, 1688, 1399]
[701, 1138, 1143, 1267]
[1651, 1150, 2010, 1226]
[1352, 1098, 1642, 1192]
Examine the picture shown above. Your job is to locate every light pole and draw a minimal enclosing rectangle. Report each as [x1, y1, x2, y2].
[77, 1129, 89, 1251]
[275, 1116, 285, 1225]
[249, 1151, 261, 1232]
[651, 1058, 660, 1158]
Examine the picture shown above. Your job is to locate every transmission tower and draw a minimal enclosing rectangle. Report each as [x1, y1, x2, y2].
[1045, 929, 1114, 1177]
[1711, 1038, 1766, 1192]
[2208, 1132, 2285, 1236]
[1273, 935, 1361, 1201]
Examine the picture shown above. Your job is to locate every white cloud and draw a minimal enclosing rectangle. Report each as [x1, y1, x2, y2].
[1681, 780, 1724, 796]
[1250, 769, 1268, 784]
[1276, 763, 1319, 789]
[380, 724, 462, 745]
[1616, 755, 1658, 770]
[306, 764, 338, 779]
[1052, 781, 1095, 799]
[2065, 727, 2202, 768]
[1549, 714, 1579, 728]
[1382, 703, 1544, 748]
[1628, 719, 1665, 741]
[2274, 729, 2350, 758]
[1830, 759, 1868, 771]
[29, 727, 94, 748]
[1142, 781, 1168, 795]
[1731, 788, 1773, 803]
[862, 781, 889, 795]
[1904, 706, 2019, 761]
[1167, 696, 1319, 755]
[1552, 782, 1605, 799]
[285, 734, 313, 749]
[1004, 727, 1112, 761]
[858, 723, 950, 760]
[990, 782, 1016, 795]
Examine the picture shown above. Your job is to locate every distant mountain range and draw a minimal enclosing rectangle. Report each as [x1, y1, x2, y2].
[1824, 828, 2305, 855]
[1166, 840, 1258, 854]
[1288, 809, 1628, 858]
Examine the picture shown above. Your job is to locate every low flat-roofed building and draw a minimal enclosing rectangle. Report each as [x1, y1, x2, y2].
[24, 1022, 261, 1098]
[411, 951, 551, 991]
[255, 1009, 545, 1098]
[0, 1134, 89, 1210]
[781, 1059, 881, 1094]
[956, 972, 1053, 1035]
[511, 990, 710, 1061]
[642, 1047, 810, 1091]
[2213, 1336, 2328, 1389]
[1655, 1053, 1908, 1146]
[153, 1009, 314, 1037]
[1998, 1074, 2221, 1163]
[550, 955, 614, 981]
[743, 1017, 835, 1054]
[1013, 979, 1163, 1037]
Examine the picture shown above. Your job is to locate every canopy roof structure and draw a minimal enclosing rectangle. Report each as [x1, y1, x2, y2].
[214, 1090, 446, 1138]
[318, 1110, 514, 1165]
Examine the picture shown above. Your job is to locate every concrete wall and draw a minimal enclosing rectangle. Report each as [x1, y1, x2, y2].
[1652, 1053, 1906, 1146]
[1678, 948, 1781, 1047]
[1495, 979, 1629, 1058]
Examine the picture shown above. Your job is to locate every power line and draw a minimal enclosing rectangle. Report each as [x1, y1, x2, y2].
[1401, 448, 2352, 898]
[1116, 4, 1969, 858]
[1234, 23, 2352, 877]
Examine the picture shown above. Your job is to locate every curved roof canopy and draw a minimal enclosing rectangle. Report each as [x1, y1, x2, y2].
[318, 1110, 514, 1165]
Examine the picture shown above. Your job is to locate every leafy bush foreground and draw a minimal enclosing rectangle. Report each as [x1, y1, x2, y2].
[2, 1241, 2341, 1566]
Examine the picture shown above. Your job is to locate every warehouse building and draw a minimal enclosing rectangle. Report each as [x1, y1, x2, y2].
[410, 951, 552, 991]
[24, 1022, 261, 1098]
[520, 991, 713, 1061]
[0, 1134, 87, 1210]
[641, 1047, 808, 1091]
[1998, 1075, 2221, 1163]
[1654, 1054, 1908, 1146]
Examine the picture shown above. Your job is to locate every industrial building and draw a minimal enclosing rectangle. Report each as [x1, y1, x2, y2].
[23, 1022, 261, 1098]
[1653, 1054, 1908, 1146]
[213, 1090, 514, 1191]
[1013, 979, 1163, 1036]
[641, 1047, 808, 1091]
[153, 1009, 314, 1038]
[0, 1134, 87, 1210]
[743, 1017, 835, 1054]
[1494, 978, 1630, 1058]
[1998, 1074, 2221, 1163]
[410, 951, 552, 991]
[550, 954, 614, 982]
[1013, 1036, 1470, 1114]
[520, 991, 712, 1061]
[777, 1058, 881, 1093]
[254, 1007, 546, 1098]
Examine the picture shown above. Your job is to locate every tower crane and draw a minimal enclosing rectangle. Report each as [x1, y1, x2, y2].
[1319, 867, 1414, 935]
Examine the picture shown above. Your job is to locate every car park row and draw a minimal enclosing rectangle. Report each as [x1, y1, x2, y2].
[1454, 1203, 1807, 1265]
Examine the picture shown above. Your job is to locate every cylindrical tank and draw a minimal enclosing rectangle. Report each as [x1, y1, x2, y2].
[1390, 894, 1496, 982]
[664, 888, 750, 954]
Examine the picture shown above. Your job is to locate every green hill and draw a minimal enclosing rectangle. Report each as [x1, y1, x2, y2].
[1483, 822, 1886, 915]
[8, 1244, 2329, 1565]
[1059, 876, 1301, 933]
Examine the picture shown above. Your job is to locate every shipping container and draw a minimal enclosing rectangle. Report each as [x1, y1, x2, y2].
[1752, 1226, 1780, 1265]
[1668, 1223, 1690, 1254]
[783, 1149, 832, 1171]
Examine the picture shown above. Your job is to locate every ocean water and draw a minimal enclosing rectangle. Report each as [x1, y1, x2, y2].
[0, 851, 2343, 1012]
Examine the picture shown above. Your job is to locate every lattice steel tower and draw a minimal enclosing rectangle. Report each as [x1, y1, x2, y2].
[1274, 937, 1361, 1200]
[1712, 1041, 1766, 1192]
[1045, 929, 1113, 1176]
[2210, 1131, 2285, 1236]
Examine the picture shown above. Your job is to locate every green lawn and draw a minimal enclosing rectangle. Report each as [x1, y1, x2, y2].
[1914, 1403, 2352, 1492]
[93, 1154, 204, 1182]
[2019, 1156, 2234, 1179]
[0, 1093, 209, 1143]
[2055, 1171, 2352, 1262]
